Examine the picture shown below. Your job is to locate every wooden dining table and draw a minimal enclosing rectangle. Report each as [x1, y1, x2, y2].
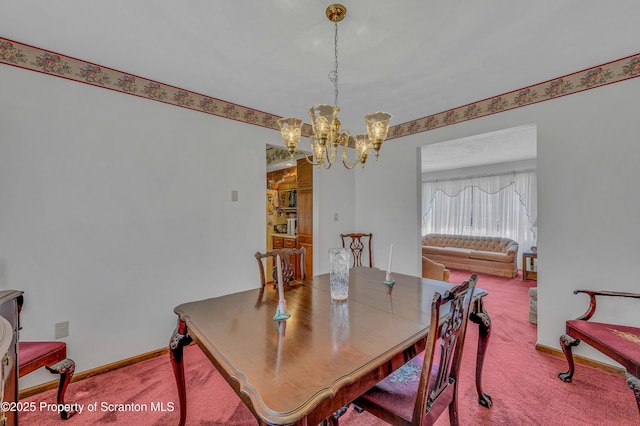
[169, 267, 492, 425]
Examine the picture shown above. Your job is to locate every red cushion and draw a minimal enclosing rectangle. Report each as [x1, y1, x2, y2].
[356, 356, 442, 421]
[566, 320, 640, 375]
[359, 357, 422, 421]
[18, 341, 66, 368]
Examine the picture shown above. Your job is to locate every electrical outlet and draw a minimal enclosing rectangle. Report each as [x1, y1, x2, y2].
[55, 321, 69, 339]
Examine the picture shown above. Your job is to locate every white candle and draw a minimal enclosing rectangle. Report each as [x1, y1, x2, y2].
[276, 254, 284, 301]
[387, 244, 394, 274]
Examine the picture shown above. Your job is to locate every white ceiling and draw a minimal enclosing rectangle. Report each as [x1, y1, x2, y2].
[2, 1, 639, 143]
[421, 123, 536, 173]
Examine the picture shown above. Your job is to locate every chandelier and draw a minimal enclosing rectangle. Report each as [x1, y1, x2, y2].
[277, 4, 392, 170]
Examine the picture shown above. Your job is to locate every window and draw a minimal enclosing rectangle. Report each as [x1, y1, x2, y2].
[422, 171, 537, 251]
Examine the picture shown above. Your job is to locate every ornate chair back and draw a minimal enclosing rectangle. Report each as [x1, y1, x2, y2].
[255, 248, 306, 288]
[340, 233, 373, 268]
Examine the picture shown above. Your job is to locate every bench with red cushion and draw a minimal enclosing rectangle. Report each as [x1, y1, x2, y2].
[558, 290, 640, 416]
[19, 341, 76, 419]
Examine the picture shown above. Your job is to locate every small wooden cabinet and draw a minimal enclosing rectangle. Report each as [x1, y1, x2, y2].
[523, 251, 538, 281]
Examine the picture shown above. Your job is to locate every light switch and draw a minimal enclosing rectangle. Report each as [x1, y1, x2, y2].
[231, 190, 239, 202]
[334, 213, 339, 221]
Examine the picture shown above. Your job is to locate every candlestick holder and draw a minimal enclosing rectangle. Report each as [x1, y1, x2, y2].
[273, 254, 291, 320]
[273, 299, 291, 321]
[383, 271, 395, 286]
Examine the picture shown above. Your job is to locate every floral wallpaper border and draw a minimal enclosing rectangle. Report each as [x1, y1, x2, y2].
[389, 53, 640, 140]
[1, 37, 639, 141]
[0, 37, 313, 136]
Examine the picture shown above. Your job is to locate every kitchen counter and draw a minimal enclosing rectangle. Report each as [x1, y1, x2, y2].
[272, 233, 297, 239]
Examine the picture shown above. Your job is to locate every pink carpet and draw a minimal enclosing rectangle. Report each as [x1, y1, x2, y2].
[23, 270, 638, 425]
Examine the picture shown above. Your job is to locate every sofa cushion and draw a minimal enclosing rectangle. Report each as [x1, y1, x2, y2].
[469, 250, 511, 263]
[441, 247, 471, 258]
[422, 245, 443, 256]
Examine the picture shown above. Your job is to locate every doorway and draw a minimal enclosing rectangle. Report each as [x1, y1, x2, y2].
[419, 124, 538, 268]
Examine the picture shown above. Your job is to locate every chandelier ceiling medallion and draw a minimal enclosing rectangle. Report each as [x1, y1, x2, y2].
[277, 4, 392, 170]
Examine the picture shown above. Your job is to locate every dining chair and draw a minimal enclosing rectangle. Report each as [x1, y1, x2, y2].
[255, 247, 306, 288]
[340, 233, 373, 267]
[346, 274, 478, 426]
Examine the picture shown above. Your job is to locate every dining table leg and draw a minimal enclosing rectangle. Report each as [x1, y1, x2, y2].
[170, 318, 193, 426]
[469, 298, 493, 408]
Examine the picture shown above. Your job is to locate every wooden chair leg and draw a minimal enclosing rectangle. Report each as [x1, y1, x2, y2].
[45, 358, 76, 419]
[627, 373, 640, 415]
[448, 385, 460, 426]
[322, 404, 350, 426]
[558, 333, 580, 382]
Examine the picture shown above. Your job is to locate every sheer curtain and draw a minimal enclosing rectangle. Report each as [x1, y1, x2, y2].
[422, 171, 537, 255]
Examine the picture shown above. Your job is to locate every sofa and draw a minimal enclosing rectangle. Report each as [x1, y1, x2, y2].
[421, 234, 519, 278]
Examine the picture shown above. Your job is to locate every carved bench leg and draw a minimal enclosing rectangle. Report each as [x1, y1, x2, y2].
[558, 333, 580, 382]
[45, 358, 76, 419]
[626, 373, 640, 415]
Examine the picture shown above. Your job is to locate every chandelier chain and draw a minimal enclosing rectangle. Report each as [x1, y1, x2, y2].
[329, 21, 339, 106]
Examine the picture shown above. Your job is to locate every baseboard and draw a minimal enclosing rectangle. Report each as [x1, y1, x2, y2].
[20, 342, 625, 400]
[19, 346, 170, 400]
[535, 343, 626, 376]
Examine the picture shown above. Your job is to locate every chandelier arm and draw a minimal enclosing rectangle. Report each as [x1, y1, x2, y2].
[293, 143, 335, 168]
[322, 157, 333, 170]
[319, 143, 334, 169]
[341, 156, 360, 170]
[298, 150, 324, 167]
[341, 144, 364, 168]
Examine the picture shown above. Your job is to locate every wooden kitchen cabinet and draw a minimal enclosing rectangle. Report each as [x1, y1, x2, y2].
[272, 236, 284, 249]
[266, 158, 312, 280]
[297, 159, 313, 276]
[272, 235, 297, 249]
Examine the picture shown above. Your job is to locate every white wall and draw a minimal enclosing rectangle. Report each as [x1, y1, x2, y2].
[2, 59, 638, 385]
[353, 138, 425, 273]
[312, 163, 356, 274]
[0, 65, 276, 387]
[354, 77, 640, 366]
